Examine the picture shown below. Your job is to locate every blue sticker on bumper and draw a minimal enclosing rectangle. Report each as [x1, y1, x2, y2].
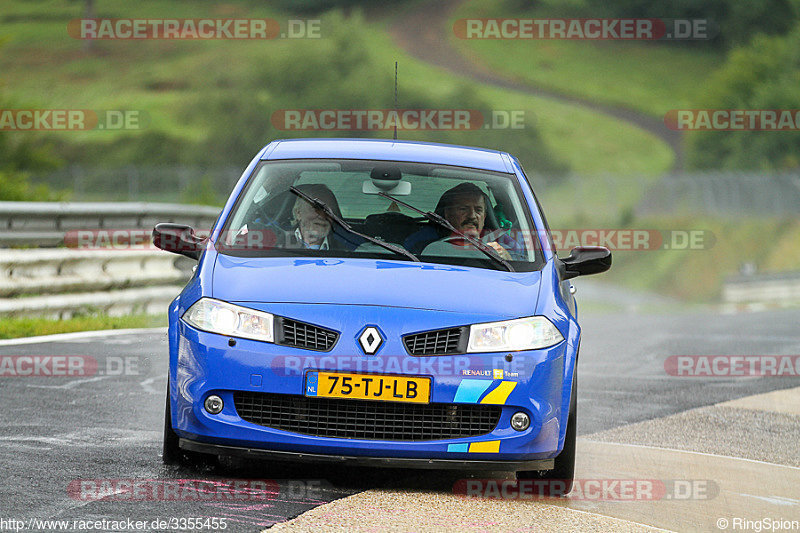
[453, 379, 493, 403]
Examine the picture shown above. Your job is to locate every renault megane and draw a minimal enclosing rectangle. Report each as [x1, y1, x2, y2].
[153, 138, 611, 493]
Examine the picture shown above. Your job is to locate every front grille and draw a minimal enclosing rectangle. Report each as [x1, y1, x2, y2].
[234, 392, 501, 441]
[277, 318, 338, 352]
[403, 327, 466, 356]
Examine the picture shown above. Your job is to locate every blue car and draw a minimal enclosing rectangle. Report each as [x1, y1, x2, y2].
[154, 138, 611, 493]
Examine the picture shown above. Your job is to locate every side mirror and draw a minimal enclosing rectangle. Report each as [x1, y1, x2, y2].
[152, 223, 204, 260]
[560, 246, 612, 280]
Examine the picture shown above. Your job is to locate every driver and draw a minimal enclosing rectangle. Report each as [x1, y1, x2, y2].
[434, 183, 511, 260]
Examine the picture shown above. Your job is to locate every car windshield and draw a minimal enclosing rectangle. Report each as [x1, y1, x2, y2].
[218, 159, 543, 271]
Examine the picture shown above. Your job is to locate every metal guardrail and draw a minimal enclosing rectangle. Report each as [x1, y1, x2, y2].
[0, 249, 191, 318]
[0, 286, 183, 319]
[0, 249, 186, 298]
[0, 202, 215, 317]
[0, 201, 221, 247]
[723, 272, 800, 304]
[637, 171, 800, 217]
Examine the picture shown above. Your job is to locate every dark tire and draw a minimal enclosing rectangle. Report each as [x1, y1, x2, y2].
[162, 382, 182, 465]
[162, 381, 217, 468]
[516, 370, 577, 496]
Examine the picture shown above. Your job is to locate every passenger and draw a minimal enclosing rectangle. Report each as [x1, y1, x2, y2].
[288, 184, 346, 250]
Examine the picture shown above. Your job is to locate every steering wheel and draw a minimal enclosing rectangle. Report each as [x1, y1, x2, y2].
[442, 227, 511, 247]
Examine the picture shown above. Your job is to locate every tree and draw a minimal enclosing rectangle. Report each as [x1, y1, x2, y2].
[688, 24, 800, 170]
[584, 0, 796, 48]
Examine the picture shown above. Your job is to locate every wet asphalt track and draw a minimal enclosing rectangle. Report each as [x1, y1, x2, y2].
[1, 305, 799, 531]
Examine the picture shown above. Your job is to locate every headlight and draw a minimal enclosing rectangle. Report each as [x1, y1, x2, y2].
[467, 316, 563, 352]
[183, 298, 274, 343]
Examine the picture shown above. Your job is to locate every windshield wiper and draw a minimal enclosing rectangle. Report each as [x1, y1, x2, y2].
[290, 186, 419, 262]
[378, 192, 514, 272]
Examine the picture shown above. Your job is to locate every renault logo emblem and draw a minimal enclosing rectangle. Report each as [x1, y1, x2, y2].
[358, 326, 383, 355]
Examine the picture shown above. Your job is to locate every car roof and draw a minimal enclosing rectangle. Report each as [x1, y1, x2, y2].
[261, 138, 513, 173]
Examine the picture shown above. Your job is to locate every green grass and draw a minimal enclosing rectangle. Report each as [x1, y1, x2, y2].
[0, 313, 166, 339]
[0, 0, 287, 143]
[365, 16, 673, 175]
[451, 0, 724, 117]
[534, 173, 653, 225]
[601, 217, 800, 302]
[0, 0, 673, 176]
[5, 0, 755, 303]
[475, 85, 674, 176]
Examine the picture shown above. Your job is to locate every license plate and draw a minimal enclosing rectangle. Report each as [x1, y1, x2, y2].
[305, 371, 431, 404]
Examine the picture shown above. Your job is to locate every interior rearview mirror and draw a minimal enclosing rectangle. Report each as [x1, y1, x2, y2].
[362, 166, 412, 195]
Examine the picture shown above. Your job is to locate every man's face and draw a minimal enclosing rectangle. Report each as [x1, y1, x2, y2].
[293, 199, 331, 245]
[443, 194, 485, 239]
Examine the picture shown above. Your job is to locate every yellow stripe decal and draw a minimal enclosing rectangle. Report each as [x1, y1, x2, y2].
[480, 381, 517, 404]
[469, 441, 500, 453]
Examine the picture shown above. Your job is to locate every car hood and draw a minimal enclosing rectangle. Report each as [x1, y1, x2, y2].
[212, 255, 541, 318]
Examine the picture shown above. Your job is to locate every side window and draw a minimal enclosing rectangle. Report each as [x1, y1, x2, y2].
[517, 166, 555, 256]
[531, 193, 555, 257]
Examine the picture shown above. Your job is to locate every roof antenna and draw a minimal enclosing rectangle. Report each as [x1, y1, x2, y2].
[393, 61, 398, 141]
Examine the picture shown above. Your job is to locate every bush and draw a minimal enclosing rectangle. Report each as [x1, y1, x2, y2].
[0, 104, 61, 200]
[584, 0, 796, 48]
[0, 170, 50, 201]
[687, 25, 800, 170]
[52, 131, 189, 167]
[12, 9, 566, 193]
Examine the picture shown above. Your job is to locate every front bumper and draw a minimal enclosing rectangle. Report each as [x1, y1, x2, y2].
[180, 438, 555, 471]
[168, 302, 576, 465]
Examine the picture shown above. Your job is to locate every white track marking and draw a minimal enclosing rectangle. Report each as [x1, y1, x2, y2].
[140, 374, 166, 394]
[0, 328, 166, 346]
[581, 439, 800, 471]
[739, 494, 799, 506]
[551, 506, 675, 532]
[26, 375, 111, 389]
